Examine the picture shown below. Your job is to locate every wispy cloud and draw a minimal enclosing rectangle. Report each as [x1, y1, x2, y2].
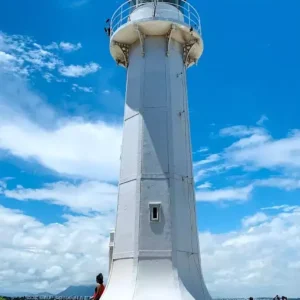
[0, 31, 99, 81]
[242, 212, 269, 227]
[256, 114, 269, 126]
[196, 185, 253, 202]
[224, 127, 300, 170]
[0, 56, 121, 181]
[261, 204, 300, 212]
[220, 125, 266, 138]
[256, 177, 300, 191]
[72, 84, 93, 93]
[70, 0, 90, 7]
[194, 154, 221, 167]
[199, 147, 209, 153]
[59, 63, 100, 77]
[0, 32, 64, 76]
[196, 182, 212, 189]
[3, 181, 117, 214]
[193, 122, 300, 201]
[59, 42, 82, 52]
[0, 118, 122, 181]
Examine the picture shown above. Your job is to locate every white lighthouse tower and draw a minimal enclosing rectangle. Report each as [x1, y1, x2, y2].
[103, 1, 211, 299]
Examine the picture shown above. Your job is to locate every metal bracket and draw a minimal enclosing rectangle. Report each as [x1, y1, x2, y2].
[166, 25, 175, 57]
[135, 24, 145, 57]
[183, 40, 198, 67]
[114, 41, 130, 68]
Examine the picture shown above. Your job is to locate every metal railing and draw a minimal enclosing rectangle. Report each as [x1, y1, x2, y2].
[110, 0, 202, 36]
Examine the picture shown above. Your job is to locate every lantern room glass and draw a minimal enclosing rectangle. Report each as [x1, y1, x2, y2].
[130, 0, 183, 7]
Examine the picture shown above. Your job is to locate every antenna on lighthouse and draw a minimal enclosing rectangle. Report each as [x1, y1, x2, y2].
[103, 1, 211, 300]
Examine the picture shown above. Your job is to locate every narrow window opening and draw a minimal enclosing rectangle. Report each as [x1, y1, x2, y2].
[149, 203, 161, 222]
[152, 207, 158, 220]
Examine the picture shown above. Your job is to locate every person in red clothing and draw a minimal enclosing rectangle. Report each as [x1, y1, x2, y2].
[94, 273, 105, 300]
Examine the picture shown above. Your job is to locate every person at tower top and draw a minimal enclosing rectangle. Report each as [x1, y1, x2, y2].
[94, 273, 105, 300]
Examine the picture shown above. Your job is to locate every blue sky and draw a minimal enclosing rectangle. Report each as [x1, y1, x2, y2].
[1, 0, 300, 297]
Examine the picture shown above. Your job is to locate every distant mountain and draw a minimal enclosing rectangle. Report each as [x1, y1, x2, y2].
[0, 292, 33, 297]
[36, 292, 54, 297]
[0, 292, 54, 297]
[57, 285, 94, 297]
[0, 286, 94, 298]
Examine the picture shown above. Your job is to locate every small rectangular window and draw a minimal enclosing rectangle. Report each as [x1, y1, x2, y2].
[152, 207, 158, 219]
[149, 203, 161, 222]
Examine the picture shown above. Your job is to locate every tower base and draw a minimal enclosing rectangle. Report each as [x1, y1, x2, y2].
[102, 258, 212, 300]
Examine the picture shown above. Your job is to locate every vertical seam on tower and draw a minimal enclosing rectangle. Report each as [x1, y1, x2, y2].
[132, 39, 144, 300]
[165, 36, 177, 288]
[182, 65, 194, 253]
[184, 63, 206, 299]
[184, 65, 201, 255]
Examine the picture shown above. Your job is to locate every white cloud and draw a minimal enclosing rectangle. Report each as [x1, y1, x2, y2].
[0, 51, 17, 64]
[256, 177, 300, 191]
[195, 176, 300, 204]
[102, 90, 111, 94]
[195, 123, 300, 196]
[193, 154, 220, 167]
[0, 119, 122, 181]
[0, 180, 7, 188]
[0, 180, 7, 193]
[0, 32, 64, 76]
[59, 42, 82, 52]
[0, 32, 98, 83]
[196, 185, 253, 202]
[242, 212, 269, 227]
[42, 266, 63, 279]
[228, 132, 271, 150]
[261, 204, 299, 212]
[59, 63, 100, 77]
[72, 83, 93, 93]
[43, 72, 55, 83]
[220, 125, 266, 138]
[194, 163, 236, 182]
[256, 114, 269, 126]
[0, 205, 114, 294]
[0, 71, 56, 125]
[196, 182, 212, 189]
[0, 58, 122, 181]
[197, 147, 209, 153]
[24, 47, 62, 70]
[1, 205, 300, 296]
[223, 125, 300, 171]
[45, 42, 59, 50]
[201, 206, 300, 297]
[3, 181, 117, 214]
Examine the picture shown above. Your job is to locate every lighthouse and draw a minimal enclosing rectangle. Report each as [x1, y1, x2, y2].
[103, 1, 212, 299]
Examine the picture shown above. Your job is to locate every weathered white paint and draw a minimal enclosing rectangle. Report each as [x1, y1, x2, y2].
[103, 2, 211, 300]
